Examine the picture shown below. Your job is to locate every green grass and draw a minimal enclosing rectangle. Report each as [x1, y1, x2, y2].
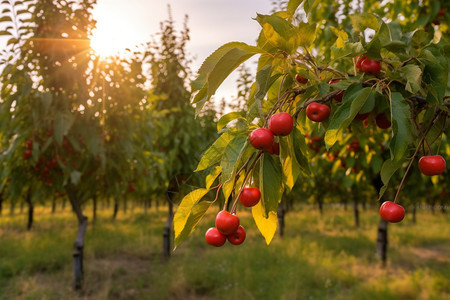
[0, 203, 449, 299]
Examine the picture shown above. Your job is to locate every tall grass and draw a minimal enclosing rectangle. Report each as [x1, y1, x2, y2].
[0, 202, 448, 299]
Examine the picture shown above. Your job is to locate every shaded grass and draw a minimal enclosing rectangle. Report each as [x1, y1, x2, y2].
[0, 203, 449, 299]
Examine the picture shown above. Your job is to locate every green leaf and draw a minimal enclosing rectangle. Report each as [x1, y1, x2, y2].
[303, 0, 318, 17]
[220, 135, 248, 184]
[40, 92, 52, 115]
[399, 64, 422, 94]
[195, 131, 234, 172]
[350, 13, 380, 33]
[192, 42, 263, 106]
[253, 62, 279, 120]
[54, 111, 74, 146]
[256, 14, 305, 53]
[217, 112, 246, 131]
[324, 84, 371, 148]
[173, 188, 210, 248]
[297, 22, 316, 48]
[279, 135, 301, 191]
[379, 159, 404, 199]
[292, 126, 311, 175]
[205, 166, 222, 189]
[259, 153, 283, 217]
[389, 92, 412, 162]
[287, 0, 303, 16]
[252, 200, 277, 245]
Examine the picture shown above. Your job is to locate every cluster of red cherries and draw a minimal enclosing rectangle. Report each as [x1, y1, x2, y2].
[205, 187, 261, 247]
[205, 110, 295, 247]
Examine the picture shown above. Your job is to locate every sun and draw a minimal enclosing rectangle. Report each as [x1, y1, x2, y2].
[90, 9, 146, 58]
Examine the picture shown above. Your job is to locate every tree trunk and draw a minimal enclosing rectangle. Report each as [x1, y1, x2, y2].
[92, 195, 97, 224]
[144, 198, 149, 214]
[112, 198, 119, 220]
[25, 190, 34, 231]
[317, 194, 324, 215]
[353, 195, 360, 228]
[68, 192, 88, 291]
[52, 197, 56, 213]
[122, 198, 127, 214]
[163, 199, 173, 260]
[277, 202, 285, 237]
[376, 218, 388, 266]
[412, 203, 417, 224]
[373, 175, 388, 266]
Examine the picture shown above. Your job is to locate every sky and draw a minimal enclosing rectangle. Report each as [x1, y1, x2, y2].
[91, 0, 274, 100]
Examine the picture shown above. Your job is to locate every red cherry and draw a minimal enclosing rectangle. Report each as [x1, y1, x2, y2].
[239, 187, 261, 207]
[306, 102, 331, 122]
[205, 227, 226, 247]
[295, 74, 308, 84]
[376, 113, 391, 129]
[346, 139, 360, 152]
[361, 58, 382, 75]
[269, 112, 294, 136]
[227, 225, 246, 245]
[215, 211, 240, 235]
[24, 149, 32, 159]
[355, 55, 367, 69]
[432, 20, 440, 26]
[267, 142, 280, 155]
[25, 140, 32, 149]
[380, 201, 405, 223]
[354, 112, 370, 121]
[249, 128, 274, 150]
[418, 155, 446, 176]
[328, 79, 344, 102]
[308, 136, 322, 152]
[438, 8, 445, 16]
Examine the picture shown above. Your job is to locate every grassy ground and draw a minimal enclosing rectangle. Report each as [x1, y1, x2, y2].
[0, 202, 449, 300]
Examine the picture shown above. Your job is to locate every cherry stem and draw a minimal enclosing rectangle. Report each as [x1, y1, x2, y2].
[212, 184, 223, 203]
[230, 151, 263, 214]
[393, 111, 442, 204]
[225, 152, 256, 210]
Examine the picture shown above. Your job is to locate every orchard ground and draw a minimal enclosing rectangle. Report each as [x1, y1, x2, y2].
[0, 202, 449, 300]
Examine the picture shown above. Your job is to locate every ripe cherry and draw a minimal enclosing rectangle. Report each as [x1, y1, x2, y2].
[25, 140, 32, 149]
[227, 225, 246, 245]
[205, 227, 226, 247]
[376, 113, 391, 129]
[24, 149, 32, 159]
[418, 155, 446, 176]
[269, 112, 294, 136]
[355, 55, 367, 69]
[295, 74, 308, 84]
[249, 128, 274, 150]
[361, 58, 382, 75]
[239, 187, 261, 207]
[380, 201, 405, 223]
[267, 142, 280, 155]
[354, 112, 370, 121]
[306, 102, 330, 122]
[329, 79, 344, 102]
[215, 211, 240, 235]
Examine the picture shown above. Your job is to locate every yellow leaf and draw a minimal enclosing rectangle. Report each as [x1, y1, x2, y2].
[252, 201, 277, 245]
